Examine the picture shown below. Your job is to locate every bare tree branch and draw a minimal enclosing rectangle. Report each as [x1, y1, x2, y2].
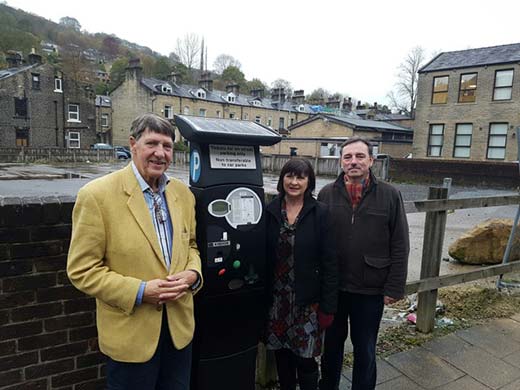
[174, 33, 201, 70]
[391, 46, 426, 115]
[213, 54, 241, 74]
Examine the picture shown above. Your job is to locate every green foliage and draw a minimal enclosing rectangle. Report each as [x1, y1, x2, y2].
[174, 141, 189, 152]
[152, 56, 172, 80]
[108, 57, 129, 92]
[172, 62, 193, 84]
[95, 82, 108, 95]
[221, 65, 247, 91]
[246, 78, 269, 93]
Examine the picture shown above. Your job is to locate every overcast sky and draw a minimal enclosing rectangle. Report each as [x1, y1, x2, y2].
[5, 0, 520, 106]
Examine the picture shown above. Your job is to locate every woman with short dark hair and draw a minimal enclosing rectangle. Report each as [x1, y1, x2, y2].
[265, 158, 338, 390]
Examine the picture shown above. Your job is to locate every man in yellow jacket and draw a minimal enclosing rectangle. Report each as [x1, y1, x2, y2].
[67, 113, 202, 389]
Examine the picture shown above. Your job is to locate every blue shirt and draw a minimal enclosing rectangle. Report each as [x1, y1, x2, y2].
[131, 162, 173, 305]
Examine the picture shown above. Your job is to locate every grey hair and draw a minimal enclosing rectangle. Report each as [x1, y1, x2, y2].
[129, 113, 175, 141]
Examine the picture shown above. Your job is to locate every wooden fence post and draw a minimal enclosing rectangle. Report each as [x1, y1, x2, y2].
[416, 186, 448, 333]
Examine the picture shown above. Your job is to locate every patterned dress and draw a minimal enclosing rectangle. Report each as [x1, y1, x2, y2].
[265, 208, 323, 358]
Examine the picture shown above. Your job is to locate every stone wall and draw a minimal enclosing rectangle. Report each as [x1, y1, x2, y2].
[0, 196, 104, 389]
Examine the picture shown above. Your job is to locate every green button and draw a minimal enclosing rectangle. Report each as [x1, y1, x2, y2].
[233, 260, 241, 269]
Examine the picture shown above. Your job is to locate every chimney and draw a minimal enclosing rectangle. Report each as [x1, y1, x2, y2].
[6, 51, 23, 68]
[326, 96, 340, 109]
[250, 88, 264, 98]
[226, 83, 239, 96]
[356, 101, 363, 110]
[271, 88, 286, 103]
[292, 89, 305, 104]
[342, 97, 353, 112]
[198, 73, 213, 91]
[125, 58, 143, 81]
[27, 50, 42, 65]
[168, 72, 178, 85]
[373, 102, 378, 110]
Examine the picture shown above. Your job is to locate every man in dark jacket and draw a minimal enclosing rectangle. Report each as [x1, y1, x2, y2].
[318, 137, 409, 390]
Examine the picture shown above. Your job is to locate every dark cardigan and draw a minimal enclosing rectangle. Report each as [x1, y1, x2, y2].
[265, 194, 338, 314]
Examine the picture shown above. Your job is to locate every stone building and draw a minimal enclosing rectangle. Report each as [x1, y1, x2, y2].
[413, 43, 520, 161]
[0, 51, 97, 148]
[110, 59, 314, 146]
[261, 113, 413, 158]
[95, 95, 112, 144]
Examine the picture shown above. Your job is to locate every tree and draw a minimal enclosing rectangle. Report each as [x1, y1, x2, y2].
[172, 62, 193, 84]
[271, 78, 293, 98]
[213, 54, 241, 74]
[174, 33, 200, 70]
[108, 57, 129, 92]
[389, 46, 426, 115]
[152, 56, 172, 80]
[307, 88, 330, 104]
[246, 78, 269, 93]
[220, 65, 247, 91]
[102, 36, 120, 57]
[59, 16, 81, 31]
[61, 44, 95, 85]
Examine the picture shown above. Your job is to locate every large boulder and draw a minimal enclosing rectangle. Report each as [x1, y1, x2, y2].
[448, 218, 520, 264]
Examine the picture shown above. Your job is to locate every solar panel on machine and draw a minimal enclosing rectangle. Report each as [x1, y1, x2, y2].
[184, 116, 271, 136]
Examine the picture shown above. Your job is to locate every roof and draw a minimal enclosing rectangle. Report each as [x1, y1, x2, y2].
[420, 42, 520, 73]
[139, 77, 316, 114]
[95, 95, 112, 107]
[0, 64, 39, 81]
[289, 114, 413, 133]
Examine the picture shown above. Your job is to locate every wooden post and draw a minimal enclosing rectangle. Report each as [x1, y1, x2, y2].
[416, 186, 448, 333]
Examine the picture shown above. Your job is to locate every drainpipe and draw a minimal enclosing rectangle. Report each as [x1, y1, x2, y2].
[54, 100, 58, 146]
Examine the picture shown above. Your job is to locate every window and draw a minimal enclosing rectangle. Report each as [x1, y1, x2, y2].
[31, 73, 40, 89]
[54, 77, 63, 92]
[427, 124, 444, 157]
[298, 104, 305, 112]
[243, 113, 249, 120]
[229, 112, 236, 119]
[68, 104, 80, 122]
[279, 117, 285, 130]
[493, 69, 513, 101]
[458, 73, 478, 103]
[183, 106, 190, 115]
[161, 84, 173, 93]
[197, 89, 206, 99]
[432, 76, 449, 104]
[453, 124, 472, 158]
[15, 128, 29, 146]
[101, 114, 109, 127]
[267, 116, 272, 127]
[290, 118, 294, 126]
[255, 116, 261, 124]
[199, 108, 206, 117]
[216, 110, 222, 118]
[487, 123, 508, 160]
[14, 97, 28, 117]
[252, 100, 261, 107]
[227, 93, 236, 103]
[68, 131, 80, 148]
[164, 105, 173, 119]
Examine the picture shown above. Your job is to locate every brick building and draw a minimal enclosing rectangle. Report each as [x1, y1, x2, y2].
[110, 59, 314, 146]
[0, 52, 97, 149]
[261, 113, 413, 158]
[413, 43, 520, 161]
[95, 95, 112, 144]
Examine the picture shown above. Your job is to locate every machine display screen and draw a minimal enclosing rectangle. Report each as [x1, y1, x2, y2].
[208, 200, 231, 217]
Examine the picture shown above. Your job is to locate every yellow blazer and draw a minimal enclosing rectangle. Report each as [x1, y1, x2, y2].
[67, 164, 202, 362]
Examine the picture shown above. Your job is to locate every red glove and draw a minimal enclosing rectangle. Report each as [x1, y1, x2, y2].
[318, 310, 334, 330]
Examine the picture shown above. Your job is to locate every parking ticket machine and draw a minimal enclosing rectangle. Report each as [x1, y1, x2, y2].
[174, 115, 281, 390]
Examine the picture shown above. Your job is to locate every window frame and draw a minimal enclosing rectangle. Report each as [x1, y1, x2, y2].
[101, 113, 109, 127]
[453, 123, 472, 158]
[15, 128, 29, 147]
[427, 124, 444, 157]
[54, 77, 63, 92]
[68, 131, 80, 149]
[31, 73, 40, 90]
[279, 117, 285, 130]
[164, 105, 173, 119]
[458, 72, 478, 103]
[487, 123, 508, 160]
[493, 69, 514, 101]
[14, 97, 28, 118]
[67, 104, 80, 122]
[199, 108, 206, 117]
[431, 75, 449, 104]
[255, 115, 261, 124]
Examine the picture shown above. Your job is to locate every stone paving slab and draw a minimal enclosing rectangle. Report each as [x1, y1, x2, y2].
[375, 375, 425, 390]
[502, 349, 520, 368]
[456, 323, 520, 358]
[487, 318, 520, 343]
[510, 313, 520, 323]
[498, 377, 520, 390]
[340, 358, 401, 385]
[385, 347, 464, 389]
[431, 375, 491, 390]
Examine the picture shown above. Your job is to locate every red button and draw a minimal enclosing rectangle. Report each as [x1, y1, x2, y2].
[218, 268, 226, 276]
